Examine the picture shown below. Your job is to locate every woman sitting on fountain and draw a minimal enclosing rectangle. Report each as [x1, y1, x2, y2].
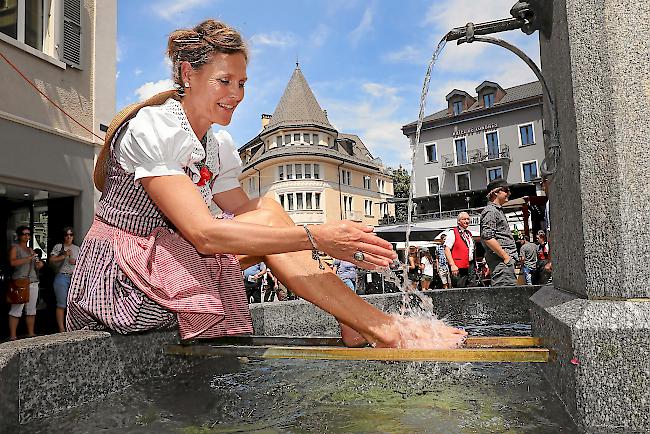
[66, 19, 466, 349]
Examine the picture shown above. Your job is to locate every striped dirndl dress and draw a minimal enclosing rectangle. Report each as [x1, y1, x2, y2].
[66, 120, 252, 340]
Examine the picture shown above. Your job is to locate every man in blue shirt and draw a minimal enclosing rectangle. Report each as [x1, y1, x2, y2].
[333, 259, 357, 292]
[243, 262, 266, 303]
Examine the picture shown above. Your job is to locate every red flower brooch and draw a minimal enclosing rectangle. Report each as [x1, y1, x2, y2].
[195, 161, 213, 187]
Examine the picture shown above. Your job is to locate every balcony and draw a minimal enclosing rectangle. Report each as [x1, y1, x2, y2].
[441, 145, 511, 172]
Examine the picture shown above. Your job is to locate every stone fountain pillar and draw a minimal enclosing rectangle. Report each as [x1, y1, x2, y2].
[533, 0, 650, 431]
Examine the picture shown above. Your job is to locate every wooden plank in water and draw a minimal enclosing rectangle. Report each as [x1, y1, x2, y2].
[166, 344, 549, 363]
[182, 335, 542, 349]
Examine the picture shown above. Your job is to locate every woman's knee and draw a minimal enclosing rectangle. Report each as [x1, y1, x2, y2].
[236, 207, 290, 228]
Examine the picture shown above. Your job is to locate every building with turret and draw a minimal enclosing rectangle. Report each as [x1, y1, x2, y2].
[238, 65, 394, 226]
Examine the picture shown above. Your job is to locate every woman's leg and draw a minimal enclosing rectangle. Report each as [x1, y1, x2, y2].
[8, 314, 19, 340]
[53, 273, 69, 332]
[233, 198, 384, 346]
[24, 282, 39, 337]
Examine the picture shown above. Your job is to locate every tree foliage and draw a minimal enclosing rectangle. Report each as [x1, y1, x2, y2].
[392, 165, 411, 222]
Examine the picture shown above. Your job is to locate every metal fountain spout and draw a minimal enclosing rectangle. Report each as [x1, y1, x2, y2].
[443, 0, 560, 176]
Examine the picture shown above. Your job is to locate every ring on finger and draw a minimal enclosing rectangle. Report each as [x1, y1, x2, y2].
[353, 251, 365, 261]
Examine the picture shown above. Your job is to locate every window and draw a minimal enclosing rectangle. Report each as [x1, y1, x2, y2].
[424, 143, 437, 163]
[364, 200, 373, 216]
[456, 172, 471, 192]
[303, 133, 310, 144]
[295, 164, 303, 179]
[454, 138, 468, 165]
[276, 135, 283, 147]
[278, 165, 284, 181]
[313, 134, 319, 145]
[286, 164, 294, 180]
[363, 176, 371, 190]
[487, 167, 503, 183]
[426, 177, 439, 195]
[279, 192, 323, 211]
[453, 100, 463, 115]
[293, 133, 300, 143]
[519, 123, 535, 146]
[485, 131, 499, 159]
[313, 164, 321, 179]
[377, 179, 385, 193]
[284, 134, 291, 145]
[379, 203, 389, 218]
[521, 161, 538, 182]
[483, 93, 495, 108]
[341, 169, 351, 186]
[304, 164, 312, 179]
[248, 177, 258, 195]
[343, 196, 353, 212]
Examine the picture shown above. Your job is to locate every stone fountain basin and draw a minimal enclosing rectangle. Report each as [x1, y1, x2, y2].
[0, 286, 540, 431]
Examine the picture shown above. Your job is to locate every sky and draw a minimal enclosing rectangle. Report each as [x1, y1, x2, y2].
[116, 0, 541, 169]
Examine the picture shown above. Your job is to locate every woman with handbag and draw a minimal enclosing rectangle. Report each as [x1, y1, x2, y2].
[49, 227, 79, 332]
[7, 226, 43, 340]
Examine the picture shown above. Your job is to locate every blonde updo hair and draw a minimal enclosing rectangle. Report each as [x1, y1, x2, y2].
[166, 19, 248, 93]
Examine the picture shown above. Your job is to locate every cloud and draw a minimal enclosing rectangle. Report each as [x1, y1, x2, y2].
[424, 0, 517, 30]
[383, 45, 426, 64]
[309, 24, 329, 48]
[250, 32, 297, 49]
[349, 6, 374, 46]
[320, 81, 412, 168]
[134, 68, 143, 76]
[152, 0, 213, 21]
[134, 79, 174, 101]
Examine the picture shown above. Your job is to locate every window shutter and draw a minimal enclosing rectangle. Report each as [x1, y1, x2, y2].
[62, 0, 82, 68]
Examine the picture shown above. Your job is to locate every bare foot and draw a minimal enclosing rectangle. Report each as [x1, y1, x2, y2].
[369, 315, 467, 349]
[340, 322, 368, 347]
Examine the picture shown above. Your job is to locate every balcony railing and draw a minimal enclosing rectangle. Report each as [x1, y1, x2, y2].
[378, 207, 483, 225]
[441, 145, 510, 169]
[344, 211, 363, 222]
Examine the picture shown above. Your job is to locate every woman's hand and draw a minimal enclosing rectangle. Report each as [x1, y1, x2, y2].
[311, 220, 396, 269]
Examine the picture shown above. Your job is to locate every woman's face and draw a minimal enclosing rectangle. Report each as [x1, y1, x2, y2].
[186, 52, 247, 126]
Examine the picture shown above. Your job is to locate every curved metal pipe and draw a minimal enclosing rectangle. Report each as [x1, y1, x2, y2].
[457, 34, 561, 175]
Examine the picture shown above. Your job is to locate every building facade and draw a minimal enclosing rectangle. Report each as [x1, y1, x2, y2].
[402, 81, 546, 217]
[238, 65, 394, 226]
[0, 0, 116, 259]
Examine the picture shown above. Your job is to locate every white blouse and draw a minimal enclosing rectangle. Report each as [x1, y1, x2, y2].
[117, 98, 242, 204]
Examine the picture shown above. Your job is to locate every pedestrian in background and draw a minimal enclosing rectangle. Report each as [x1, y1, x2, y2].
[243, 262, 266, 303]
[480, 179, 518, 286]
[518, 237, 537, 285]
[419, 248, 435, 290]
[444, 212, 476, 288]
[333, 259, 357, 292]
[435, 235, 450, 289]
[7, 226, 44, 340]
[49, 227, 79, 332]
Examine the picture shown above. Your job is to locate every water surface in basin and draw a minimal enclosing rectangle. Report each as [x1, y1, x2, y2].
[25, 338, 580, 433]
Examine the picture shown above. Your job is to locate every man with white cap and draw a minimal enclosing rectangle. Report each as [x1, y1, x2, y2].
[480, 178, 518, 286]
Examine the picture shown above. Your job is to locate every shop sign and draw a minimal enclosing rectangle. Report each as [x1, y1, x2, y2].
[453, 123, 498, 137]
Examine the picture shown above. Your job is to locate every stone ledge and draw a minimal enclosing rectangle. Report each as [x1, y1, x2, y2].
[251, 286, 538, 336]
[531, 286, 650, 432]
[0, 329, 191, 429]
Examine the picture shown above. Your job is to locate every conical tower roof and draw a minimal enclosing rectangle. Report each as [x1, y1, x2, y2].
[266, 64, 334, 130]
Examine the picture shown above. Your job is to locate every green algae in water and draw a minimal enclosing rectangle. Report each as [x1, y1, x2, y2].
[22, 357, 581, 433]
